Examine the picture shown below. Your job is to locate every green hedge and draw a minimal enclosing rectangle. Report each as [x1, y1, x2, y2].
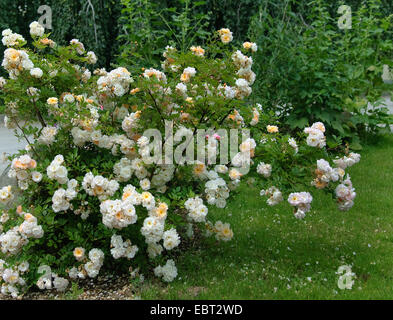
[0, 0, 122, 72]
[1, 0, 393, 71]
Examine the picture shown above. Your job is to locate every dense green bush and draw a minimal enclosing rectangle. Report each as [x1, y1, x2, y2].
[117, 0, 211, 72]
[0, 0, 121, 72]
[2, 0, 393, 75]
[249, 0, 393, 147]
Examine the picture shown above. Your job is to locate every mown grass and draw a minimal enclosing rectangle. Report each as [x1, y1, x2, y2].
[140, 135, 393, 299]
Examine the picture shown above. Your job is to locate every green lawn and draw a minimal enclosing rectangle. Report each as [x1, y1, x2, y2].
[141, 135, 393, 299]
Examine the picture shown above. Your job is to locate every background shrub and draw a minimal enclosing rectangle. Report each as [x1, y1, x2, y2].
[117, 0, 211, 72]
[249, 0, 393, 147]
[0, 0, 122, 72]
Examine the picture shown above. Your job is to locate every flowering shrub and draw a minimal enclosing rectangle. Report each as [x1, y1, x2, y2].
[0, 21, 360, 298]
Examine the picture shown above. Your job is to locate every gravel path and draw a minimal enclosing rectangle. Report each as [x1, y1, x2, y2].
[0, 274, 141, 300]
[0, 125, 26, 173]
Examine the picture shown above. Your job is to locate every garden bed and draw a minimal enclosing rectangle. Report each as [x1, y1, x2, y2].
[1, 135, 391, 300]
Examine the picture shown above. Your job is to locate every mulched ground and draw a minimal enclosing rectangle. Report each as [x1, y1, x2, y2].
[0, 274, 141, 300]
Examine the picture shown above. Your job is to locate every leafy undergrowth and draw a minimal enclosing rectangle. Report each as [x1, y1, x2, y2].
[139, 135, 393, 299]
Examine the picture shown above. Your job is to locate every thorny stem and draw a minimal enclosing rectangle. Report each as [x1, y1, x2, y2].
[110, 102, 117, 126]
[14, 120, 40, 159]
[217, 106, 235, 128]
[193, 108, 208, 135]
[170, 106, 211, 182]
[147, 89, 165, 126]
[32, 99, 46, 128]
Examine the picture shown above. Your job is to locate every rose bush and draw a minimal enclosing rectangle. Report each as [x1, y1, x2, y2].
[0, 22, 360, 298]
